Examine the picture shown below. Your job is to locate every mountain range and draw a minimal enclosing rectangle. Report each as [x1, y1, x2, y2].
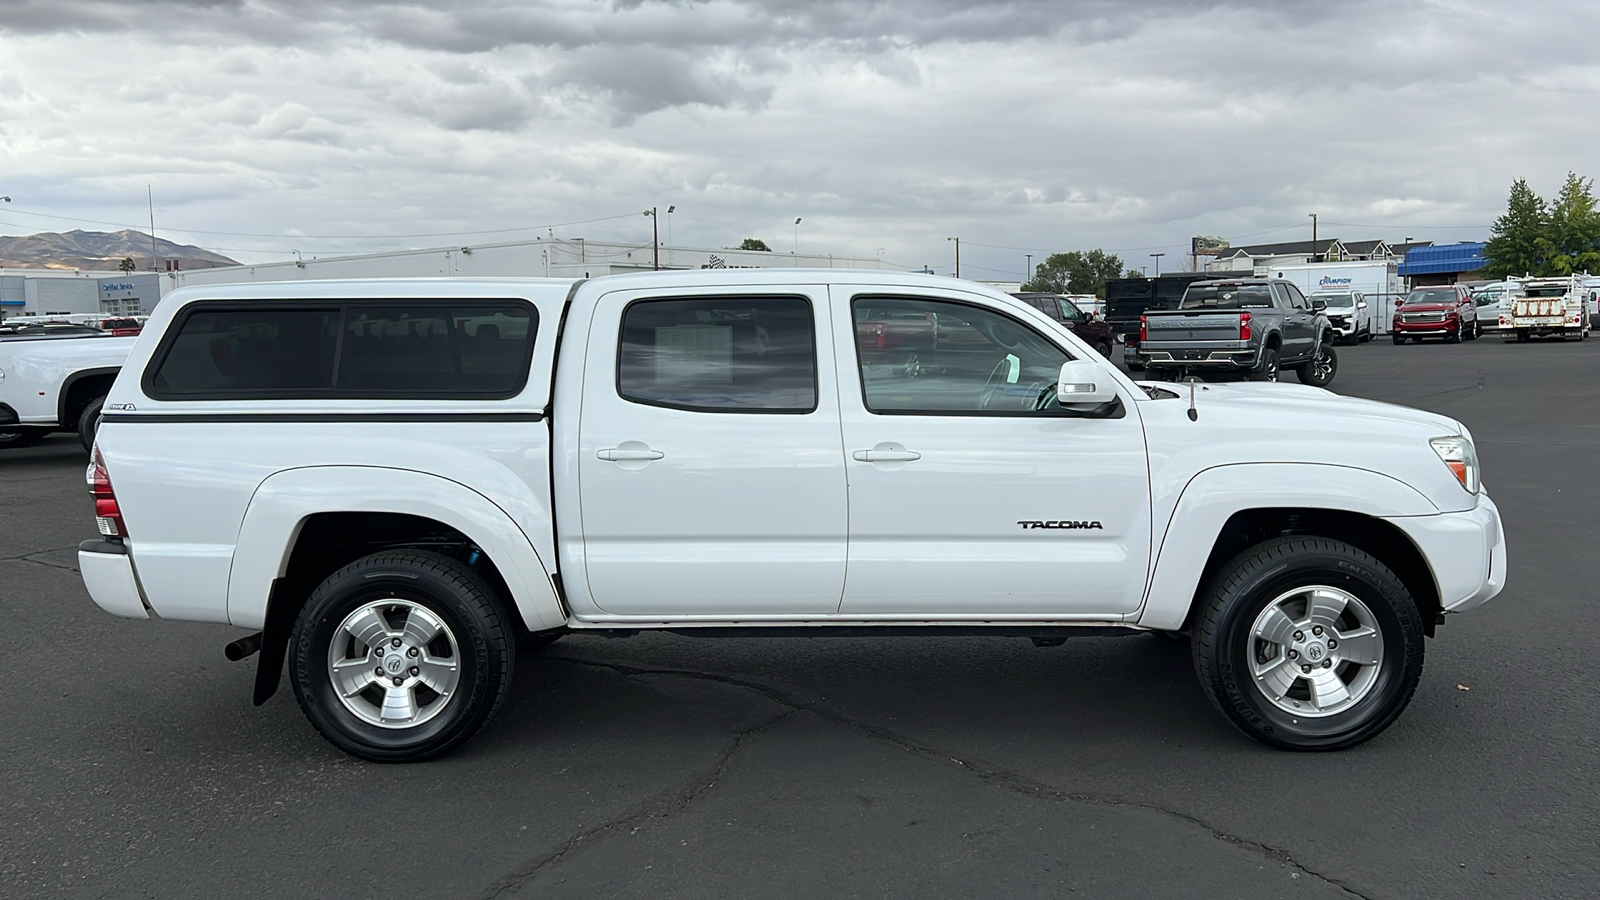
[0, 229, 238, 271]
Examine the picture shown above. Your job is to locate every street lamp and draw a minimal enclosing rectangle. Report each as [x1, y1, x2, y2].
[643, 208, 659, 270]
[665, 205, 676, 254]
[1309, 213, 1319, 262]
[1025, 253, 1033, 285]
[947, 237, 960, 278]
[1150, 252, 1165, 277]
[793, 217, 802, 255]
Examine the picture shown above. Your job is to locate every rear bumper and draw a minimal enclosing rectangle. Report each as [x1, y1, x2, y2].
[78, 540, 151, 620]
[1384, 493, 1506, 616]
[1141, 347, 1257, 370]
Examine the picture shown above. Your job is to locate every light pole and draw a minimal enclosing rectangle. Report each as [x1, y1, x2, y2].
[643, 208, 659, 270]
[947, 237, 960, 278]
[1150, 252, 1165, 277]
[1309, 213, 1318, 262]
[793, 217, 802, 256]
[665, 205, 676, 255]
[1025, 253, 1033, 285]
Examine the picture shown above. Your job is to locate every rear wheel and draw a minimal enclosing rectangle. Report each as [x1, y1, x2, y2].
[289, 550, 515, 762]
[1094, 340, 1113, 358]
[1516, 329, 1529, 343]
[77, 396, 105, 452]
[1191, 537, 1424, 750]
[1247, 346, 1279, 382]
[1445, 323, 1462, 343]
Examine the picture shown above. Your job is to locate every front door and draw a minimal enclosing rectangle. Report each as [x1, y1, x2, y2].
[577, 287, 849, 617]
[832, 287, 1153, 618]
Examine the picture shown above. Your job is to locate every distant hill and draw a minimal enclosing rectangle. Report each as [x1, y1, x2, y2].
[0, 229, 238, 271]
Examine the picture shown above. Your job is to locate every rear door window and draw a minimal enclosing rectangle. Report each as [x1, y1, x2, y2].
[617, 296, 817, 412]
[146, 301, 537, 399]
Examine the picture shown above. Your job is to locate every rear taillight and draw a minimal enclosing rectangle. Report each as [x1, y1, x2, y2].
[1239, 312, 1252, 341]
[86, 447, 127, 538]
[1139, 315, 1147, 342]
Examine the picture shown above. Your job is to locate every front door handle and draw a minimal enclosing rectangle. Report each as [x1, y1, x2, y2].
[853, 448, 921, 462]
[597, 445, 665, 461]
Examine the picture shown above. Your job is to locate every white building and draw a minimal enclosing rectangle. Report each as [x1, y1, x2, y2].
[162, 237, 892, 294]
[0, 269, 160, 320]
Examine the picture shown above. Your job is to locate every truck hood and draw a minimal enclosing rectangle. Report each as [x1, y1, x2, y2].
[1396, 302, 1459, 312]
[1158, 381, 1463, 435]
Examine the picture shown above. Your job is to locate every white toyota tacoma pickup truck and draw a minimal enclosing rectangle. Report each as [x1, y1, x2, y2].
[0, 330, 134, 450]
[78, 272, 1506, 761]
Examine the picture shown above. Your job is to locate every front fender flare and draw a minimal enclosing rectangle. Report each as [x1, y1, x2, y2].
[227, 465, 566, 633]
[1137, 463, 1438, 631]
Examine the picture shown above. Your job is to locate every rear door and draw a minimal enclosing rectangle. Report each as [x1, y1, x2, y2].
[575, 286, 849, 617]
[1276, 284, 1315, 358]
[829, 285, 1152, 617]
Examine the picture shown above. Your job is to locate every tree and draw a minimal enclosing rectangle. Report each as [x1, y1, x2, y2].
[1538, 172, 1600, 275]
[1020, 249, 1127, 297]
[118, 257, 136, 273]
[738, 238, 772, 251]
[1484, 178, 1548, 279]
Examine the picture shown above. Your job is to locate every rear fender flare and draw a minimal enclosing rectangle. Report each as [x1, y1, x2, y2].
[227, 465, 565, 632]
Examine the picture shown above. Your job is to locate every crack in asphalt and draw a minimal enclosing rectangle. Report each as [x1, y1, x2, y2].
[520, 655, 1377, 900]
[1, 547, 80, 572]
[476, 705, 801, 900]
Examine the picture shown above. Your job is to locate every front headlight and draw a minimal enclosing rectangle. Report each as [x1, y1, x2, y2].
[1430, 435, 1479, 493]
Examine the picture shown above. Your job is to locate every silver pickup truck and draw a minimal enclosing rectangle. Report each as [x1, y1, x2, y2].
[1138, 278, 1337, 385]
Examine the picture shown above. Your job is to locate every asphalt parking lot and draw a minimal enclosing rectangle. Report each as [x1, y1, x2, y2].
[4, 334, 1598, 899]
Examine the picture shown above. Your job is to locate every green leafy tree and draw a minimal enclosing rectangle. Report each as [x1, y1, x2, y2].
[1537, 172, 1600, 275]
[738, 237, 772, 251]
[118, 257, 136, 273]
[1020, 249, 1127, 297]
[1484, 178, 1549, 279]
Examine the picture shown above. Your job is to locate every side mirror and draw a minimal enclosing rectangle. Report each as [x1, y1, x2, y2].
[1311, 299, 1327, 311]
[1057, 359, 1117, 406]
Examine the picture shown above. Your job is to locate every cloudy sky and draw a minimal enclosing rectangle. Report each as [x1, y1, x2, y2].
[2, 0, 1596, 280]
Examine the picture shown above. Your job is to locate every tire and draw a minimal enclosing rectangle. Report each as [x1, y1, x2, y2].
[1391, 333, 1403, 345]
[1247, 346, 1279, 382]
[1191, 537, 1424, 750]
[289, 550, 515, 762]
[77, 396, 106, 452]
[1516, 329, 1529, 343]
[1445, 323, 1462, 344]
[1094, 340, 1113, 358]
[1296, 342, 1337, 386]
[1470, 320, 1481, 340]
[0, 429, 48, 449]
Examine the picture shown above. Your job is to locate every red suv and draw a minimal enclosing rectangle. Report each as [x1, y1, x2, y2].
[1393, 284, 1479, 343]
[1011, 293, 1115, 357]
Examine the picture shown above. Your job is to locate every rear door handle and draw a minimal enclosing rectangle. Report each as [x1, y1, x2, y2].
[597, 447, 665, 461]
[853, 449, 921, 462]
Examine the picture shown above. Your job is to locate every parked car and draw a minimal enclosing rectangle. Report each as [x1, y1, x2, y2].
[1472, 282, 1522, 333]
[79, 272, 1504, 760]
[1307, 289, 1373, 344]
[1504, 276, 1590, 342]
[1011, 292, 1115, 357]
[96, 317, 143, 337]
[1393, 285, 1479, 343]
[1138, 278, 1337, 385]
[0, 328, 132, 449]
[1104, 273, 1220, 370]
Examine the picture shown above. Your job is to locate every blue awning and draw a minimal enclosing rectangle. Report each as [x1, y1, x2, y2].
[1399, 242, 1488, 276]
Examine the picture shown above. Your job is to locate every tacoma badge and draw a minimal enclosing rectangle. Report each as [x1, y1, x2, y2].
[1017, 520, 1104, 530]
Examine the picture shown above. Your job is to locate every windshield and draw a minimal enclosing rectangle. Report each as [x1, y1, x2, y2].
[1406, 289, 1458, 305]
[1524, 286, 1568, 298]
[1310, 293, 1355, 307]
[1180, 284, 1273, 309]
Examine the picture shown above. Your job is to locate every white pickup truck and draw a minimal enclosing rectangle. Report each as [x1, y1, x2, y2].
[0, 329, 135, 450]
[1503, 275, 1590, 341]
[78, 273, 1506, 761]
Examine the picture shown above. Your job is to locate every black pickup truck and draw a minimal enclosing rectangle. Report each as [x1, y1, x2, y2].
[1105, 273, 1221, 370]
[1137, 277, 1337, 385]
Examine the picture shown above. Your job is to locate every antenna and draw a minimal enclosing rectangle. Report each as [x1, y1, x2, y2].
[1188, 381, 1199, 421]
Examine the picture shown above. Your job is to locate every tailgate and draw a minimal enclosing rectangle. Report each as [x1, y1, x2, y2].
[1142, 312, 1242, 344]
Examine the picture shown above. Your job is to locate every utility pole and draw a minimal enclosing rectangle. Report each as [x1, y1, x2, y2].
[1309, 213, 1318, 263]
[147, 185, 161, 273]
[644, 207, 659, 270]
[948, 237, 960, 278]
[1150, 252, 1165, 277]
[1025, 253, 1033, 285]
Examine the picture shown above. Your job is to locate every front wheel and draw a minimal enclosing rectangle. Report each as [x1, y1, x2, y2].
[289, 550, 515, 762]
[1391, 333, 1404, 345]
[1191, 537, 1424, 750]
[1296, 342, 1337, 386]
[1094, 340, 1113, 358]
